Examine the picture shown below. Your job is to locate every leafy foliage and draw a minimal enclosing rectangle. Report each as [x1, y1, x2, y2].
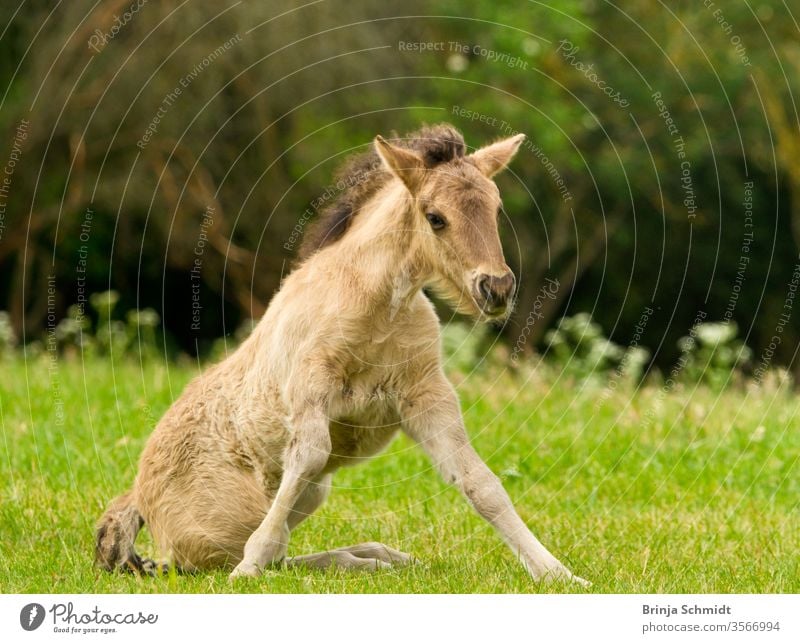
[0, 1, 797, 373]
[47, 291, 161, 359]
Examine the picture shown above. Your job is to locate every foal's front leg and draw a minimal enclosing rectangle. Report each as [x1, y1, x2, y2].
[402, 378, 588, 585]
[230, 408, 331, 578]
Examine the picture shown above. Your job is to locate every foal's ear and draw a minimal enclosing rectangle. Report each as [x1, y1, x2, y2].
[374, 135, 425, 192]
[468, 133, 526, 177]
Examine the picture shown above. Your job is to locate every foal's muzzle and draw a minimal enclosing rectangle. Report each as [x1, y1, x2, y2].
[472, 271, 516, 316]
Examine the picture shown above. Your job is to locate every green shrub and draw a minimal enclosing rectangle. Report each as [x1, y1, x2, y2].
[677, 321, 751, 388]
[544, 313, 649, 381]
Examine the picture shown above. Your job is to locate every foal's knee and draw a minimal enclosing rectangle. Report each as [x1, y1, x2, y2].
[461, 469, 509, 523]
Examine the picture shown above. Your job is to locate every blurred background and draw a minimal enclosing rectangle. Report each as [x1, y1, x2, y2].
[0, 0, 798, 377]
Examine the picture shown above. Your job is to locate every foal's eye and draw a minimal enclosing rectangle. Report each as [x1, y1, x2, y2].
[426, 212, 447, 230]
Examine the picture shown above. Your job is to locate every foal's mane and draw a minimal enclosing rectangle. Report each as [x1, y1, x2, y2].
[298, 123, 466, 260]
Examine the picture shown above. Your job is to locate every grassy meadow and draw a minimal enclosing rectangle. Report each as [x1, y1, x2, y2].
[0, 354, 798, 593]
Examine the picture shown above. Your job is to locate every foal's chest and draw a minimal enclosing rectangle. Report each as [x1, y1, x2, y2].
[324, 368, 403, 470]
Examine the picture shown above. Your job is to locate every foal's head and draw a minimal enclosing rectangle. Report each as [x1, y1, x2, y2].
[375, 127, 524, 320]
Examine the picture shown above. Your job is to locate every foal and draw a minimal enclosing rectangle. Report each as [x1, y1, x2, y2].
[96, 124, 586, 585]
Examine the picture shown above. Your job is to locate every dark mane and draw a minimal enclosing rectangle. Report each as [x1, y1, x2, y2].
[297, 123, 466, 260]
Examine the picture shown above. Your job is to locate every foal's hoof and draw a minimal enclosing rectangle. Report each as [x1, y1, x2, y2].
[229, 561, 261, 579]
[568, 574, 591, 588]
[537, 565, 591, 587]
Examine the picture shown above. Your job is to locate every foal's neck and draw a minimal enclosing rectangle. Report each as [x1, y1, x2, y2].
[339, 180, 424, 318]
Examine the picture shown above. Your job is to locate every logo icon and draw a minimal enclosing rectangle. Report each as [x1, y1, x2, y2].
[20, 603, 45, 631]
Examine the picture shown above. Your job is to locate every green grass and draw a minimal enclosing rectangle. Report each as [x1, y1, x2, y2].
[0, 354, 798, 593]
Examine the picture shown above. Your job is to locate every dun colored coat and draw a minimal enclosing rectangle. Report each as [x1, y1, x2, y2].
[96, 124, 586, 585]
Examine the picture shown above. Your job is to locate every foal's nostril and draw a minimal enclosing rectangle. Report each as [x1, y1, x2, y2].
[497, 272, 516, 301]
[478, 275, 493, 303]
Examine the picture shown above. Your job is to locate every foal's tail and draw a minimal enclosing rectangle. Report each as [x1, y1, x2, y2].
[95, 491, 163, 574]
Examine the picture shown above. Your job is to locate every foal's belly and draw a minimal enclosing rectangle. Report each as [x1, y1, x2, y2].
[326, 403, 401, 471]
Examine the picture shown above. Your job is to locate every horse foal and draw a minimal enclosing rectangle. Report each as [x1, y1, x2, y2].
[95, 123, 587, 585]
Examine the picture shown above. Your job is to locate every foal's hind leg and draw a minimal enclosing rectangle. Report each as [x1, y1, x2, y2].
[285, 474, 414, 570]
[285, 543, 414, 570]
